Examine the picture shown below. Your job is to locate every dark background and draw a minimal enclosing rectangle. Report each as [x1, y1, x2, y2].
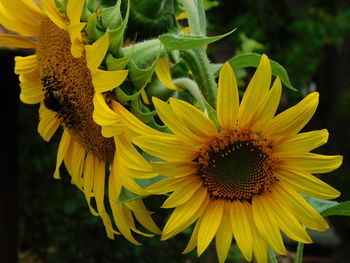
[1, 0, 350, 262]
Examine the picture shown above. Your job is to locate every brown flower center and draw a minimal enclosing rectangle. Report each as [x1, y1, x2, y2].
[198, 130, 277, 201]
[36, 18, 115, 162]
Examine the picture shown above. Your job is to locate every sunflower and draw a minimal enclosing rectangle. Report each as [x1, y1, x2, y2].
[0, 0, 160, 242]
[121, 55, 342, 262]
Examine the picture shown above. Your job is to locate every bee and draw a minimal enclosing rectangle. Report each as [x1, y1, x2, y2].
[43, 87, 64, 112]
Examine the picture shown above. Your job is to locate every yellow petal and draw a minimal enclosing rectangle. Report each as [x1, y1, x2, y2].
[133, 135, 199, 162]
[231, 200, 253, 261]
[83, 153, 99, 216]
[263, 92, 319, 140]
[19, 73, 43, 104]
[182, 218, 201, 254]
[176, 12, 188, 20]
[66, 0, 85, 24]
[169, 97, 218, 138]
[151, 161, 199, 177]
[86, 33, 110, 70]
[92, 93, 126, 137]
[274, 182, 329, 231]
[162, 178, 202, 208]
[215, 203, 233, 263]
[250, 77, 282, 133]
[146, 177, 179, 194]
[128, 199, 161, 234]
[92, 69, 129, 93]
[238, 54, 271, 129]
[64, 138, 85, 189]
[39, 0, 67, 30]
[53, 129, 72, 179]
[197, 200, 224, 256]
[92, 156, 116, 236]
[22, 0, 46, 20]
[14, 55, 38, 75]
[281, 153, 343, 174]
[112, 101, 168, 137]
[155, 57, 182, 91]
[162, 188, 208, 240]
[38, 103, 60, 141]
[68, 23, 86, 58]
[217, 62, 239, 130]
[274, 129, 329, 157]
[263, 191, 312, 243]
[0, 34, 37, 49]
[152, 97, 206, 144]
[0, 1, 40, 36]
[252, 194, 286, 255]
[278, 170, 340, 199]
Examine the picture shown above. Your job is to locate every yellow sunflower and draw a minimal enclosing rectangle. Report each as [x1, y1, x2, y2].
[0, 0, 160, 243]
[121, 55, 342, 262]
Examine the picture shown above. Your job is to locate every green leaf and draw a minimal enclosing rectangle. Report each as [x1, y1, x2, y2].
[229, 53, 296, 91]
[105, 51, 132, 70]
[321, 201, 350, 217]
[130, 99, 156, 123]
[304, 196, 350, 216]
[101, 0, 122, 30]
[85, 13, 103, 41]
[159, 29, 236, 51]
[128, 53, 159, 88]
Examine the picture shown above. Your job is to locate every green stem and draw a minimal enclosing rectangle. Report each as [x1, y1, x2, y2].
[178, 0, 202, 35]
[295, 242, 304, 263]
[180, 48, 217, 108]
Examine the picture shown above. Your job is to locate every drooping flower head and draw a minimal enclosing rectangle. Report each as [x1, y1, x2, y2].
[117, 55, 342, 262]
[0, 0, 160, 242]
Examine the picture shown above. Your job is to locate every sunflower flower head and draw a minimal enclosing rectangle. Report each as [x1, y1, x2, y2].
[1, 0, 161, 243]
[122, 55, 343, 263]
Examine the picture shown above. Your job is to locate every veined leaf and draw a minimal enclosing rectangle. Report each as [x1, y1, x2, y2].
[159, 29, 236, 51]
[229, 53, 296, 91]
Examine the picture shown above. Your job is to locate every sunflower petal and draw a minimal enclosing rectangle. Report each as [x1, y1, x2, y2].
[169, 98, 218, 138]
[215, 203, 233, 263]
[155, 57, 182, 91]
[133, 135, 199, 162]
[263, 92, 319, 140]
[278, 170, 340, 199]
[39, 0, 67, 30]
[85, 33, 110, 70]
[68, 23, 86, 58]
[197, 200, 224, 256]
[38, 103, 60, 141]
[19, 72, 43, 104]
[274, 129, 329, 157]
[66, 0, 84, 24]
[53, 129, 72, 179]
[238, 54, 271, 129]
[217, 62, 239, 130]
[64, 138, 85, 189]
[83, 153, 99, 216]
[162, 188, 208, 240]
[92, 69, 128, 93]
[231, 200, 253, 261]
[15, 55, 38, 75]
[252, 194, 286, 255]
[162, 177, 202, 208]
[152, 97, 206, 144]
[182, 218, 201, 254]
[0, 34, 37, 49]
[151, 161, 199, 177]
[281, 153, 343, 174]
[275, 182, 329, 231]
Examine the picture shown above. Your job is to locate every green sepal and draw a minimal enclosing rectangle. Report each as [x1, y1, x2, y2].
[101, 0, 122, 30]
[128, 53, 159, 89]
[229, 53, 296, 91]
[105, 51, 132, 70]
[115, 85, 142, 105]
[107, 0, 130, 56]
[304, 196, 350, 217]
[85, 12, 104, 41]
[130, 99, 156, 123]
[159, 28, 236, 51]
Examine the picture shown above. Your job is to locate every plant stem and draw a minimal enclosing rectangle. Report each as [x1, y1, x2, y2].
[295, 242, 304, 263]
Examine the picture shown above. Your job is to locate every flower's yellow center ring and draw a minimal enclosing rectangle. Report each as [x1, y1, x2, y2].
[37, 18, 115, 162]
[198, 130, 277, 201]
